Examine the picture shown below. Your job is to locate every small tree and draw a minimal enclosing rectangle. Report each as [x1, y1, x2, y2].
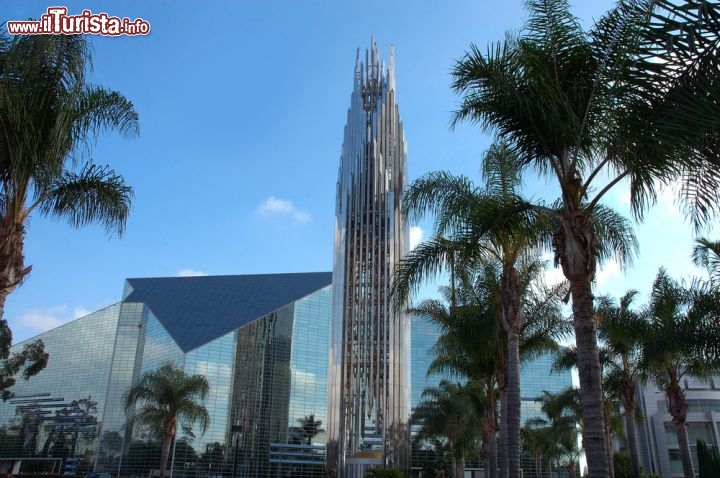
[124, 363, 209, 478]
[412, 380, 482, 478]
[296, 414, 324, 445]
[640, 270, 720, 478]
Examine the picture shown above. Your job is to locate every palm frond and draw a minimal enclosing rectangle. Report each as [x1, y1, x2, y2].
[124, 363, 210, 436]
[588, 203, 638, 271]
[402, 171, 478, 231]
[618, 1, 720, 228]
[392, 236, 457, 311]
[482, 141, 523, 197]
[72, 85, 139, 146]
[692, 237, 720, 285]
[35, 163, 133, 235]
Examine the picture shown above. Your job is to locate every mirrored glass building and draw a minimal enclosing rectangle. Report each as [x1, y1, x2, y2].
[328, 38, 410, 478]
[0, 39, 581, 478]
[0, 273, 333, 478]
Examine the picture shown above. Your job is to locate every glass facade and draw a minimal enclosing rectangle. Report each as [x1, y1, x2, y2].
[0, 304, 122, 475]
[519, 353, 574, 423]
[410, 315, 443, 409]
[0, 273, 580, 478]
[410, 313, 574, 474]
[329, 39, 411, 477]
[410, 315, 573, 424]
[0, 274, 332, 478]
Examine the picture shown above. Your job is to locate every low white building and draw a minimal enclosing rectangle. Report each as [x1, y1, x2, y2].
[637, 375, 720, 477]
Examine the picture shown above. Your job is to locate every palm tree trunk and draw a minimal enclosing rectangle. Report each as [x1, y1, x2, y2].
[569, 278, 610, 478]
[506, 331, 521, 478]
[620, 381, 640, 478]
[452, 456, 464, 478]
[498, 366, 509, 478]
[674, 422, 694, 478]
[502, 264, 522, 478]
[604, 401, 615, 478]
[486, 386, 498, 478]
[623, 409, 640, 478]
[160, 433, 173, 478]
[567, 461, 577, 478]
[667, 384, 694, 478]
[498, 386, 508, 478]
[0, 222, 30, 320]
[0, 289, 9, 323]
[555, 200, 610, 478]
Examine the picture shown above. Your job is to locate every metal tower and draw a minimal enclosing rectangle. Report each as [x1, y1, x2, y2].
[328, 39, 410, 477]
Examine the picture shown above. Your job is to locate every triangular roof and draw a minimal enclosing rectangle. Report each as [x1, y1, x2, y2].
[123, 272, 332, 352]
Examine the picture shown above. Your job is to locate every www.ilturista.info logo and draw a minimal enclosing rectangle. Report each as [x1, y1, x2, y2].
[7, 7, 150, 36]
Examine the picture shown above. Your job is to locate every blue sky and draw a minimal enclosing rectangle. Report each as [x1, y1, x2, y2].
[4, 1, 712, 344]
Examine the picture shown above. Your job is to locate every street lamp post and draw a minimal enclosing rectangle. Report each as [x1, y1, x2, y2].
[231, 423, 242, 478]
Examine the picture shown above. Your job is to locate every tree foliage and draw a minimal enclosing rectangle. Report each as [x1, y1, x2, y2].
[0, 31, 139, 398]
[640, 269, 720, 478]
[124, 363, 209, 478]
[697, 440, 720, 478]
[450, 2, 720, 475]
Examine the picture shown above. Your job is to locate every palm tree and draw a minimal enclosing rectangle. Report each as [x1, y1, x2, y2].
[0, 33, 137, 395]
[595, 291, 646, 478]
[412, 380, 482, 478]
[413, 258, 569, 478]
[553, 344, 631, 478]
[296, 414, 324, 445]
[415, 264, 502, 478]
[450, 2, 720, 475]
[124, 363, 210, 478]
[526, 389, 583, 478]
[395, 142, 563, 478]
[639, 269, 720, 478]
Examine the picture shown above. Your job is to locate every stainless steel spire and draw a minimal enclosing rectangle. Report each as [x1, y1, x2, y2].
[328, 38, 410, 477]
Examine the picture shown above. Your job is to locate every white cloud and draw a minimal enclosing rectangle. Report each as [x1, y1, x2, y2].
[541, 253, 621, 290]
[409, 226, 424, 250]
[72, 306, 91, 319]
[14, 305, 91, 334]
[606, 177, 681, 218]
[541, 252, 565, 286]
[289, 368, 328, 438]
[176, 268, 208, 277]
[256, 196, 311, 223]
[595, 258, 621, 288]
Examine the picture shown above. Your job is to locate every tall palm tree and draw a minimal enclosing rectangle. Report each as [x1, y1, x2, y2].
[413, 258, 569, 478]
[450, 2, 720, 475]
[639, 269, 720, 478]
[415, 264, 502, 478]
[553, 345, 630, 478]
[595, 291, 646, 478]
[412, 380, 482, 478]
[0, 33, 137, 395]
[124, 363, 210, 478]
[395, 142, 560, 478]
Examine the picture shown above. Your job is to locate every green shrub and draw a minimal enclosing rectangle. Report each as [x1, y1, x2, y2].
[613, 451, 633, 478]
[698, 440, 720, 478]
